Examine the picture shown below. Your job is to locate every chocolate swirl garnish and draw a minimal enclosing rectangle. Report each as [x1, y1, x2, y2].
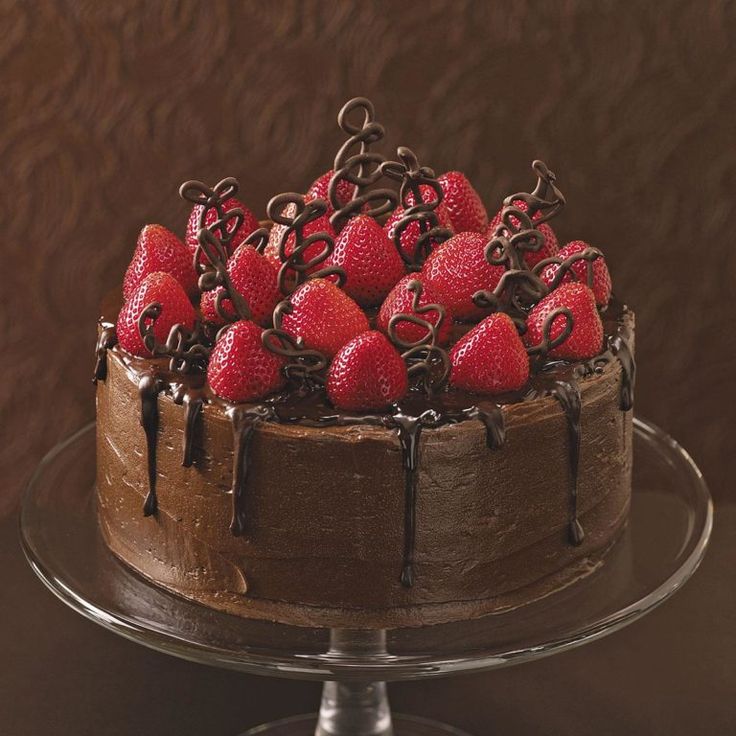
[262, 301, 329, 386]
[179, 178, 253, 323]
[387, 279, 450, 396]
[503, 160, 566, 225]
[266, 192, 345, 296]
[473, 268, 548, 329]
[380, 147, 453, 269]
[525, 307, 575, 372]
[179, 177, 243, 245]
[137, 303, 211, 374]
[485, 160, 566, 272]
[532, 246, 603, 292]
[329, 97, 397, 232]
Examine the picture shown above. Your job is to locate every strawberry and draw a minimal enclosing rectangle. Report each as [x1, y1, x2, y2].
[437, 171, 488, 233]
[377, 274, 453, 346]
[538, 240, 612, 306]
[185, 196, 260, 265]
[384, 185, 455, 263]
[263, 202, 336, 276]
[449, 313, 529, 394]
[420, 232, 505, 321]
[324, 214, 405, 307]
[487, 204, 559, 268]
[208, 320, 286, 402]
[117, 272, 197, 357]
[123, 224, 198, 299]
[200, 243, 280, 327]
[279, 278, 369, 358]
[305, 170, 356, 213]
[524, 282, 603, 360]
[327, 331, 408, 411]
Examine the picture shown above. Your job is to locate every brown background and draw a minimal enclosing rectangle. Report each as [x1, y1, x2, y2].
[2, 1, 735, 734]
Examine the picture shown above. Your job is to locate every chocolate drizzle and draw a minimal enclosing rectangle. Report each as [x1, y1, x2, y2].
[93, 325, 117, 382]
[329, 97, 397, 232]
[138, 372, 162, 516]
[181, 395, 203, 468]
[609, 327, 636, 411]
[391, 412, 424, 588]
[465, 404, 506, 449]
[228, 405, 273, 537]
[551, 379, 584, 546]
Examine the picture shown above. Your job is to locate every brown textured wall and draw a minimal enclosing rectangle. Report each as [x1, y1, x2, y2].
[2, 0, 734, 516]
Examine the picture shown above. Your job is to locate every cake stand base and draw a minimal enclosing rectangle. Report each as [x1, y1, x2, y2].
[241, 713, 471, 736]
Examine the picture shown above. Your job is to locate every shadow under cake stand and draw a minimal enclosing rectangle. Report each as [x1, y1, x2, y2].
[20, 417, 712, 736]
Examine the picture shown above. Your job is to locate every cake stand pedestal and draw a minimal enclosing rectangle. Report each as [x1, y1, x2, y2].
[20, 418, 712, 736]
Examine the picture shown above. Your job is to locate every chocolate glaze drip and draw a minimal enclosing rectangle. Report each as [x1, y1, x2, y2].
[391, 412, 424, 588]
[93, 326, 117, 383]
[182, 396, 203, 468]
[609, 328, 636, 411]
[138, 372, 161, 516]
[551, 379, 584, 546]
[228, 405, 274, 537]
[465, 404, 506, 449]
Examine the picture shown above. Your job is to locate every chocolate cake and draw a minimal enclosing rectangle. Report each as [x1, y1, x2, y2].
[94, 98, 635, 629]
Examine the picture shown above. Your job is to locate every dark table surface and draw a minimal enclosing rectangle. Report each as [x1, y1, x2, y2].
[2, 496, 734, 736]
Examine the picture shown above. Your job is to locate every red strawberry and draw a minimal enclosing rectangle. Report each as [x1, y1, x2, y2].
[324, 214, 405, 307]
[200, 244, 280, 327]
[264, 202, 336, 276]
[327, 331, 408, 411]
[208, 320, 286, 402]
[420, 232, 505, 321]
[449, 313, 529, 394]
[117, 272, 197, 357]
[305, 170, 356, 213]
[185, 196, 259, 265]
[538, 240, 612, 306]
[279, 278, 369, 358]
[377, 274, 453, 346]
[487, 204, 559, 268]
[384, 185, 455, 263]
[123, 224, 198, 300]
[437, 171, 488, 233]
[524, 282, 603, 360]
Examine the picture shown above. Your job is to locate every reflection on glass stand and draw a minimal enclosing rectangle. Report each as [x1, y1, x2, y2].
[20, 419, 712, 736]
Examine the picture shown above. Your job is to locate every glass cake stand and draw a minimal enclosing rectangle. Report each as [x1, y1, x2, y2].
[20, 418, 712, 736]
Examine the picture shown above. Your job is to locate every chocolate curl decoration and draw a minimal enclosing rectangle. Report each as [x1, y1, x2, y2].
[486, 160, 566, 270]
[261, 301, 328, 386]
[532, 246, 604, 292]
[196, 225, 253, 323]
[380, 147, 453, 270]
[503, 160, 566, 225]
[473, 269, 548, 330]
[329, 97, 398, 232]
[525, 307, 575, 372]
[387, 279, 450, 395]
[179, 177, 244, 244]
[179, 177, 254, 324]
[137, 303, 211, 374]
[266, 192, 345, 296]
